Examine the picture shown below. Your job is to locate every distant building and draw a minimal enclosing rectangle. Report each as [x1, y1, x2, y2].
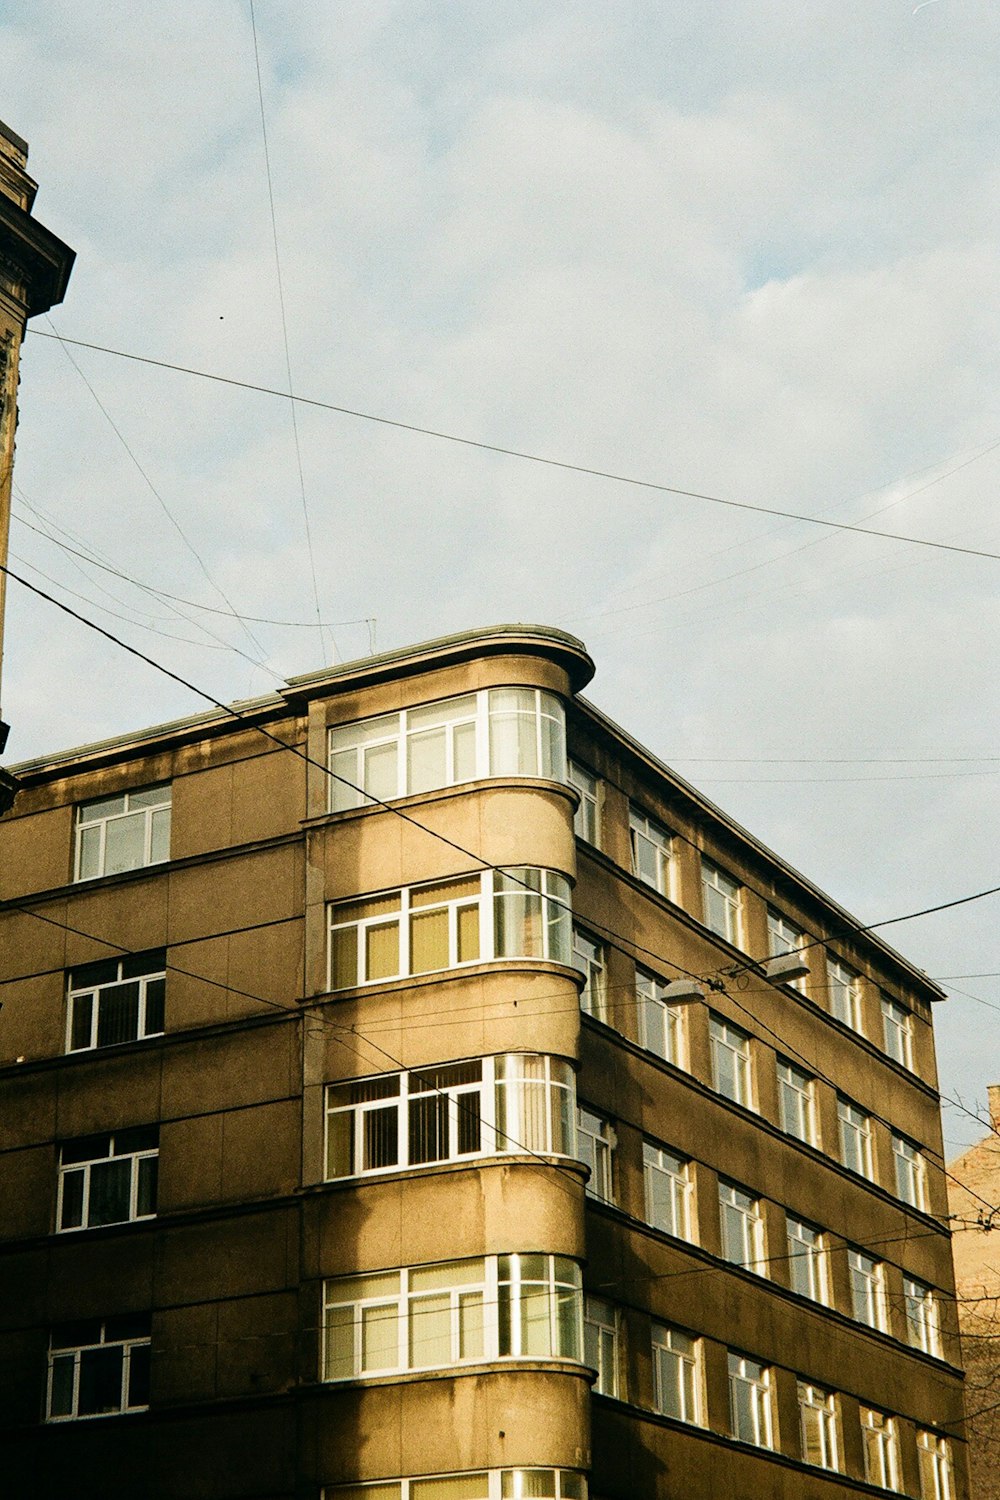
[0, 624, 970, 1498]
[0, 118, 74, 811]
[948, 1090, 1000, 1499]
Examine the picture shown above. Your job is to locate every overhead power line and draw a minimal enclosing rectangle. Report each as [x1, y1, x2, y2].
[29, 329, 1000, 569]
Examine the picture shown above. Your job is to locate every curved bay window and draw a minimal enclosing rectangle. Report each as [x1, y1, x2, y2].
[324, 1471, 586, 1500]
[328, 688, 567, 812]
[328, 869, 572, 990]
[325, 1055, 576, 1179]
[322, 1254, 583, 1380]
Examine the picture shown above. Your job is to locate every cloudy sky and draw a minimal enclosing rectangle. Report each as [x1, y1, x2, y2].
[2, 2, 998, 1154]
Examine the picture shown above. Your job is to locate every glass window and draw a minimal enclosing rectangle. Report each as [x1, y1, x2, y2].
[577, 1108, 614, 1203]
[849, 1250, 888, 1332]
[709, 1015, 753, 1107]
[893, 1133, 928, 1210]
[798, 1382, 840, 1471]
[568, 762, 600, 845]
[881, 996, 914, 1069]
[837, 1097, 874, 1179]
[573, 930, 607, 1021]
[322, 1256, 583, 1381]
[328, 868, 571, 990]
[324, 1474, 585, 1500]
[652, 1325, 700, 1423]
[905, 1278, 942, 1357]
[701, 860, 741, 944]
[766, 910, 808, 992]
[584, 1296, 620, 1399]
[325, 1055, 575, 1179]
[827, 957, 863, 1031]
[643, 1141, 692, 1241]
[786, 1217, 827, 1303]
[58, 1128, 158, 1231]
[328, 688, 567, 811]
[47, 1316, 151, 1420]
[862, 1408, 902, 1491]
[75, 785, 171, 881]
[728, 1353, 772, 1448]
[636, 969, 685, 1067]
[66, 952, 166, 1052]
[917, 1431, 954, 1500]
[719, 1181, 764, 1273]
[776, 1060, 816, 1145]
[628, 808, 670, 895]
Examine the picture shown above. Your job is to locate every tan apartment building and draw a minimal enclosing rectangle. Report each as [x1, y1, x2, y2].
[0, 117, 74, 810]
[947, 1092, 1000, 1500]
[0, 624, 968, 1499]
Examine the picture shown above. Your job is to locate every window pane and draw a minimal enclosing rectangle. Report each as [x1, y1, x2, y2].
[408, 729, 447, 794]
[361, 1303, 398, 1371]
[88, 1159, 132, 1227]
[78, 1345, 124, 1414]
[330, 747, 361, 810]
[96, 981, 140, 1047]
[49, 1354, 75, 1416]
[330, 927, 359, 990]
[454, 719, 478, 782]
[364, 740, 399, 802]
[144, 976, 165, 1035]
[456, 1091, 482, 1155]
[411, 908, 450, 973]
[412, 1477, 490, 1500]
[410, 1294, 452, 1367]
[137, 1156, 158, 1217]
[70, 994, 93, 1051]
[127, 1343, 151, 1407]
[149, 806, 170, 863]
[324, 1304, 355, 1379]
[459, 1290, 485, 1359]
[77, 824, 102, 879]
[366, 921, 400, 980]
[59, 1171, 85, 1230]
[521, 1285, 553, 1356]
[365, 1105, 399, 1170]
[104, 814, 146, 876]
[457, 902, 480, 962]
[410, 1094, 449, 1164]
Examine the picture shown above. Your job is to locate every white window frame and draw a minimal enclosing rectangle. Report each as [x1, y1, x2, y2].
[701, 859, 741, 945]
[327, 687, 568, 812]
[321, 1254, 584, 1380]
[568, 761, 600, 846]
[322, 1470, 587, 1500]
[904, 1278, 943, 1358]
[573, 928, 607, 1021]
[74, 784, 171, 882]
[728, 1353, 773, 1448]
[47, 1318, 151, 1421]
[57, 1128, 158, 1232]
[766, 910, 808, 992]
[881, 996, 914, 1069]
[578, 1107, 615, 1203]
[837, 1097, 874, 1179]
[862, 1407, 902, 1491]
[327, 868, 572, 990]
[719, 1180, 765, 1273]
[636, 968, 685, 1068]
[786, 1217, 827, 1303]
[628, 808, 670, 896]
[324, 1054, 576, 1180]
[827, 957, 863, 1032]
[776, 1059, 817, 1145]
[709, 1014, 753, 1108]
[892, 1133, 928, 1210]
[66, 952, 166, 1053]
[848, 1249, 888, 1332]
[643, 1141, 692, 1241]
[917, 1431, 954, 1500]
[652, 1324, 701, 1424]
[798, 1381, 841, 1471]
[584, 1296, 620, 1399]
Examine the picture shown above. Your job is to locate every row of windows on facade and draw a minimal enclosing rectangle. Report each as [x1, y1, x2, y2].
[54, 936, 935, 1230]
[42, 1292, 954, 1500]
[65, 690, 917, 1066]
[574, 939, 931, 1210]
[48, 1075, 944, 1366]
[585, 1302, 954, 1500]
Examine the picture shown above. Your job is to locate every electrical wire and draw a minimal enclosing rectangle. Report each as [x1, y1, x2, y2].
[43, 317, 269, 668]
[28, 329, 1000, 570]
[247, 0, 328, 665]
